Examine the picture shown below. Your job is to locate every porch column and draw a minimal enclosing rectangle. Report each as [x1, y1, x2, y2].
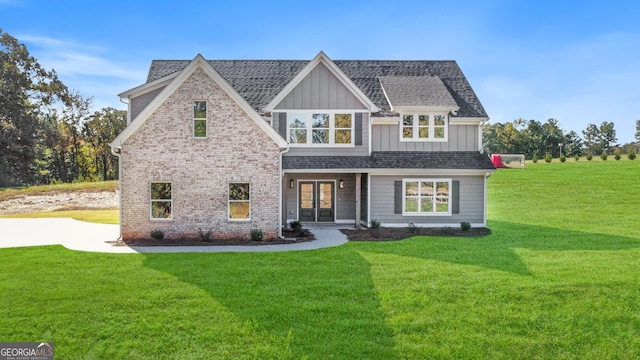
[355, 173, 361, 229]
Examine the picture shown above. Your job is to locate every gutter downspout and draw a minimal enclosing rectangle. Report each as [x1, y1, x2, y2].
[278, 146, 290, 239]
[110, 145, 124, 240]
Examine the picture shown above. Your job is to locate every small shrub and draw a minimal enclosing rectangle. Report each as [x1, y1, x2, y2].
[587, 154, 593, 161]
[150, 229, 164, 240]
[290, 220, 302, 231]
[574, 155, 580, 161]
[198, 227, 214, 242]
[614, 153, 621, 160]
[461, 221, 471, 231]
[600, 152, 608, 161]
[559, 155, 566, 163]
[250, 228, 264, 241]
[408, 222, 419, 234]
[629, 151, 636, 160]
[544, 153, 552, 163]
[370, 218, 381, 229]
[532, 155, 538, 163]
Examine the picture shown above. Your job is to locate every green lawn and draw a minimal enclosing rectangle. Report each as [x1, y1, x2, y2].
[0, 209, 119, 224]
[1, 162, 639, 359]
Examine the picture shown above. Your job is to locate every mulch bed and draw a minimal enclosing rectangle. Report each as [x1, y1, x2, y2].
[341, 227, 491, 241]
[115, 229, 314, 246]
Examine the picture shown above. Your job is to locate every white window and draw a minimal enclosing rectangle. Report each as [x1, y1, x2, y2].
[401, 113, 448, 141]
[287, 112, 354, 146]
[228, 182, 250, 220]
[150, 182, 172, 219]
[403, 179, 451, 215]
[193, 101, 207, 138]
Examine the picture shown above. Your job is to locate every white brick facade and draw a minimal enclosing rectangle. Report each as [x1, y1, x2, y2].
[120, 67, 281, 240]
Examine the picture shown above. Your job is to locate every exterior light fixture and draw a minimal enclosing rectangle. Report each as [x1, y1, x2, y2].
[339, 179, 344, 189]
[289, 179, 294, 188]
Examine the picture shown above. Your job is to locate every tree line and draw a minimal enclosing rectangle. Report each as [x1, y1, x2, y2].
[1, 29, 125, 187]
[483, 118, 639, 159]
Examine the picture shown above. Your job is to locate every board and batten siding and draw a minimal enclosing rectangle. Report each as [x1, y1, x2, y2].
[274, 62, 367, 110]
[274, 112, 370, 156]
[372, 124, 479, 152]
[369, 175, 486, 226]
[129, 86, 166, 123]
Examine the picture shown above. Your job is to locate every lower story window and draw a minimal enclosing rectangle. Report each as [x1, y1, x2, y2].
[150, 182, 172, 219]
[403, 179, 451, 215]
[229, 182, 250, 220]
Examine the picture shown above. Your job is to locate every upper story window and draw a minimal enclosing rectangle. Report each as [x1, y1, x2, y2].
[288, 112, 353, 146]
[401, 113, 447, 141]
[193, 101, 207, 138]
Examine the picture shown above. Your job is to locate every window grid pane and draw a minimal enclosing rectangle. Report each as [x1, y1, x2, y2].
[229, 183, 250, 220]
[150, 182, 171, 219]
[403, 179, 451, 215]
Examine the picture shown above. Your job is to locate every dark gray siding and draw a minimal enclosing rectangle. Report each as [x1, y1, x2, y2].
[283, 173, 357, 223]
[369, 174, 485, 226]
[372, 124, 479, 152]
[130, 86, 165, 121]
[274, 62, 367, 110]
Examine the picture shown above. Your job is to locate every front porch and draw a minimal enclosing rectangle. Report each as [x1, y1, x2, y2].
[282, 173, 367, 229]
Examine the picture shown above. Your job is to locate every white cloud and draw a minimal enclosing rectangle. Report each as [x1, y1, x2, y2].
[19, 34, 145, 80]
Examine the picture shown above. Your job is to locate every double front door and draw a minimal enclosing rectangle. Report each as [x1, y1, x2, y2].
[299, 181, 335, 222]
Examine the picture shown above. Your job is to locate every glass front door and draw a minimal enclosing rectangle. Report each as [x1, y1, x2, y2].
[299, 181, 335, 222]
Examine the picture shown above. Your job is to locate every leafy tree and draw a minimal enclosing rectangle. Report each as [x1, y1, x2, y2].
[0, 28, 80, 186]
[82, 108, 126, 180]
[636, 120, 640, 143]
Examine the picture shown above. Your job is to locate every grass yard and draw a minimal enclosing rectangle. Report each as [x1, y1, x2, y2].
[1, 162, 639, 359]
[0, 209, 119, 224]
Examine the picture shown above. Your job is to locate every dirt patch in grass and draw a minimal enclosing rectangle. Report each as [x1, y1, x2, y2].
[116, 229, 315, 247]
[341, 227, 491, 241]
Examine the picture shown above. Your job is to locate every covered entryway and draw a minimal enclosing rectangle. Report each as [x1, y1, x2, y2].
[299, 181, 335, 222]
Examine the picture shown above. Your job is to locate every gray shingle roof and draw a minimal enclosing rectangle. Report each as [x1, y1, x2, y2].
[378, 75, 459, 110]
[146, 58, 487, 118]
[283, 152, 495, 171]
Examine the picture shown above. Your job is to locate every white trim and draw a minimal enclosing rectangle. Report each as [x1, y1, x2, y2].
[449, 117, 486, 125]
[118, 76, 175, 99]
[193, 100, 207, 139]
[287, 111, 356, 147]
[402, 179, 452, 216]
[371, 117, 400, 125]
[111, 54, 288, 150]
[483, 172, 489, 227]
[366, 173, 371, 227]
[399, 112, 449, 143]
[393, 105, 459, 113]
[285, 169, 493, 176]
[150, 181, 173, 221]
[264, 51, 379, 112]
[379, 222, 485, 228]
[228, 182, 251, 221]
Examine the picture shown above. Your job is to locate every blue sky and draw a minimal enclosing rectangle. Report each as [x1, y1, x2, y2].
[1, 0, 639, 143]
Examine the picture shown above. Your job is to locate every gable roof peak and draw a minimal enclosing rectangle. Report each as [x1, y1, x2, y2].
[264, 51, 380, 112]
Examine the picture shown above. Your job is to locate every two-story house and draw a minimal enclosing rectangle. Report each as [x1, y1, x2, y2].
[110, 52, 495, 240]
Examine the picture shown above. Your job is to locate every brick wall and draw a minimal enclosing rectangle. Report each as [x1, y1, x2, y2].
[120, 67, 281, 240]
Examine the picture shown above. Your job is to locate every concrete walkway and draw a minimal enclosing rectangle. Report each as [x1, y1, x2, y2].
[0, 219, 349, 253]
